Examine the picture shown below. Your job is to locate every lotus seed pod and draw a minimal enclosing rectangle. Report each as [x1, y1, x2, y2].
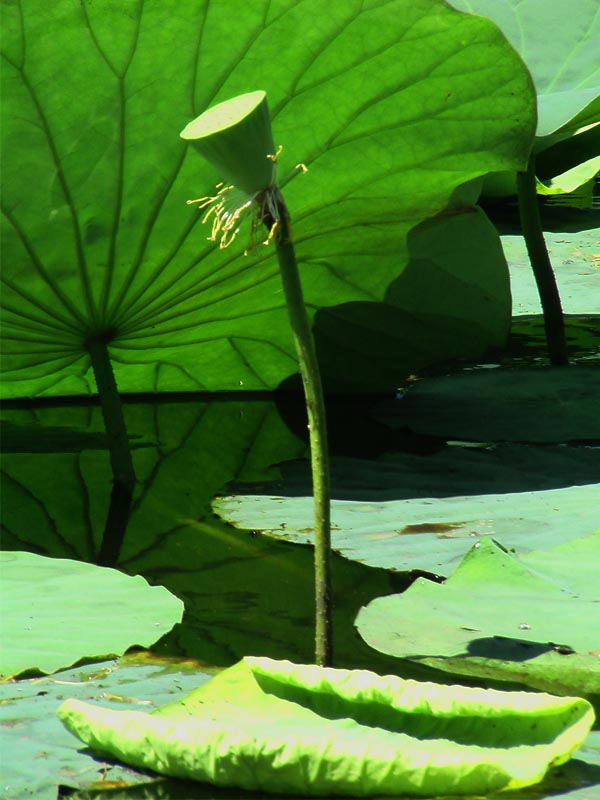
[181, 91, 277, 196]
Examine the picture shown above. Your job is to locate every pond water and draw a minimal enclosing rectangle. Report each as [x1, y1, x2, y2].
[2, 306, 598, 677]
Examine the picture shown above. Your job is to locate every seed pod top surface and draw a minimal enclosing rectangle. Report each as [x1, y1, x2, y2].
[181, 91, 276, 196]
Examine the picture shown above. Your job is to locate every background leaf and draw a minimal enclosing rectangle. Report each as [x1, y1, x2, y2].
[449, 0, 600, 138]
[373, 365, 600, 443]
[502, 230, 600, 317]
[0, 552, 183, 679]
[0, 0, 535, 397]
[449, 0, 600, 199]
[355, 535, 600, 698]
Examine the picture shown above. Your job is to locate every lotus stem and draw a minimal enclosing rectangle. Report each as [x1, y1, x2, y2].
[263, 200, 332, 667]
[516, 154, 568, 365]
[86, 335, 135, 566]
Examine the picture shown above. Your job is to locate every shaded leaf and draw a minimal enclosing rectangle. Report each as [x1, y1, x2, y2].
[0, 0, 535, 397]
[373, 366, 600, 443]
[355, 535, 600, 697]
[57, 657, 595, 796]
[0, 552, 183, 678]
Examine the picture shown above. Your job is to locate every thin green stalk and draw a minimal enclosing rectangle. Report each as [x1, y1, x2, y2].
[87, 336, 135, 566]
[266, 199, 332, 667]
[516, 154, 569, 365]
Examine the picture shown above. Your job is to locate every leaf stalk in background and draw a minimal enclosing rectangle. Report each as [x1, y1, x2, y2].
[516, 155, 569, 365]
[87, 336, 135, 566]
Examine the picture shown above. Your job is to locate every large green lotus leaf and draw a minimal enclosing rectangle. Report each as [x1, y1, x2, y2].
[356, 535, 600, 697]
[0, 400, 403, 672]
[0, 0, 535, 398]
[0, 657, 212, 800]
[0, 552, 183, 679]
[215, 479, 599, 576]
[373, 365, 600, 443]
[449, 0, 600, 139]
[57, 656, 594, 797]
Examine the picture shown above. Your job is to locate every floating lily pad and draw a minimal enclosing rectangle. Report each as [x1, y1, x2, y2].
[0, 552, 184, 679]
[57, 656, 595, 797]
[0, 657, 212, 800]
[356, 535, 600, 698]
[215, 481, 599, 577]
[505, 230, 600, 317]
[373, 366, 600, 443]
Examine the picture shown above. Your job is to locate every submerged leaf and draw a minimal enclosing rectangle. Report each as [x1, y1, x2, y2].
[58, 656, 595, 797]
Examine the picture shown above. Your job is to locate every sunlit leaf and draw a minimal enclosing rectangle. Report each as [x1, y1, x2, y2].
[503, 230, 600, 317]
[57, 656, 594, 796]
[215, 478, 599, 576]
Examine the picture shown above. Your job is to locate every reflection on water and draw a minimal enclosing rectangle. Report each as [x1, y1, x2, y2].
[0, 395, 421, 675]
[1, 315, 598, 677]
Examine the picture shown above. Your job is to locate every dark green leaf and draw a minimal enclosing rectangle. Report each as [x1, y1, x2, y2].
[373, 366, 600, 443]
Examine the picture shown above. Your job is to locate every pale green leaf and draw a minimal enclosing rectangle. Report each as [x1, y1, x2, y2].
[449, 0, 600, 138]
[356, 535, 600, 697]
[0, 552, 183, 678]
[215, 482, 599, 576]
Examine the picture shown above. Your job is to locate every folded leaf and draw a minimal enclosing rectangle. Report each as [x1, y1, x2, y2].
[58, 656, 594, 797]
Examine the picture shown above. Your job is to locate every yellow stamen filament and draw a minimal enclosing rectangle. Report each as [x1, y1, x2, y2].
[266, 145, 284, 162]
[187, 184, 256, 249]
